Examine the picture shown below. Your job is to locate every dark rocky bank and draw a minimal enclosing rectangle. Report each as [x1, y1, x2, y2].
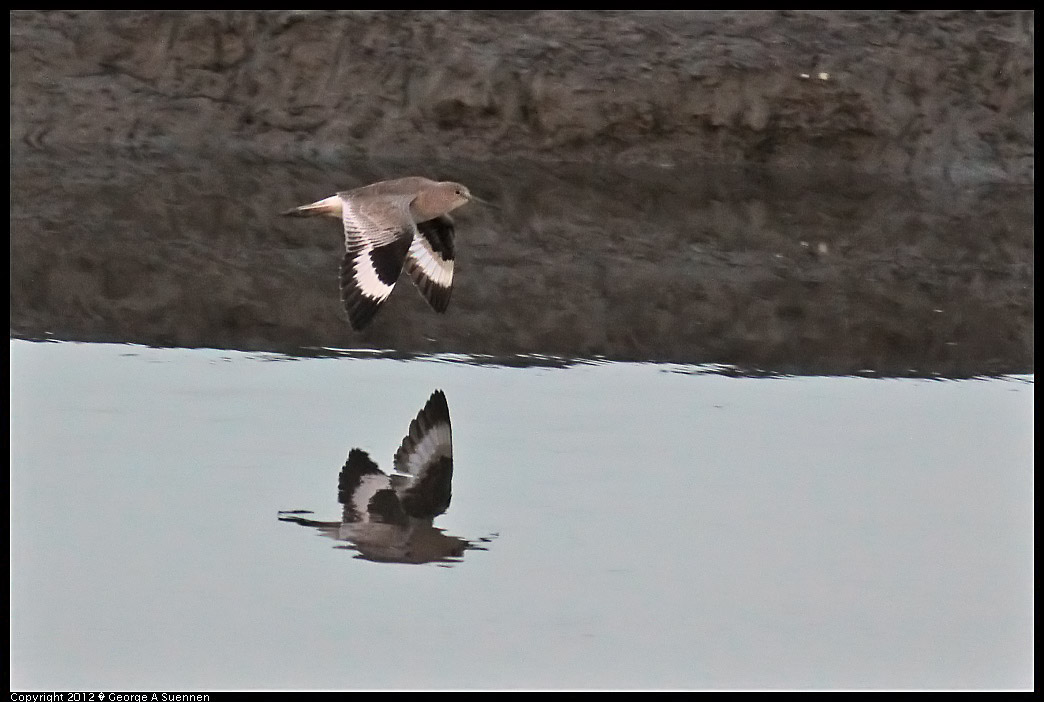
[10, 10, 1034, 184]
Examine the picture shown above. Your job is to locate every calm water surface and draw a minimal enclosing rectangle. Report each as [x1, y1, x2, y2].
[9, 340, 1033, 690]
[9, 148, 1034, 690]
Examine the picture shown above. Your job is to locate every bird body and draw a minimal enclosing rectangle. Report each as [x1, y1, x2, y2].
[283, 178, 475, 330]
[278, 390, 469, 564]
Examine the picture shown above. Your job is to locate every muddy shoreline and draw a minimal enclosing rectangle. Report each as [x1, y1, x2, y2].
[9, 10, 1034, 184]
[10, 147, 1033, 376]
[10, 11, 1034, 375]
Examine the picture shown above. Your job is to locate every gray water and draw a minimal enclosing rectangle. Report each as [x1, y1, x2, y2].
[9, 147, 1034, 690]
[9, 340, 1033, 690]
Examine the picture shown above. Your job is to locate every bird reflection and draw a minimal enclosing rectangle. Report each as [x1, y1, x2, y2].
[279, 390, 494, 565]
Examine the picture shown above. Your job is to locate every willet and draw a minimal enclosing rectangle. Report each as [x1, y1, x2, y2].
[278, 390, 495, 565]
[282, 177, 477, 331]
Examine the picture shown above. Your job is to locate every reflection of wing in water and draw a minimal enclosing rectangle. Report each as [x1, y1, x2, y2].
[279, 390, 495, 565]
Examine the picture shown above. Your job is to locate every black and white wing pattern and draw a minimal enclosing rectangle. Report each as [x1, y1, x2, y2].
[404, 215, 456, 313]
[336, 390, 453, 526]
[280, 389, 488, 565]
[337, 449, 408, 526]
[392, 389, 454, 519]
[339, 196, 414, 331]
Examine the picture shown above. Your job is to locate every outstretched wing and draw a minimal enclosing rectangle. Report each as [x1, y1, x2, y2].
[338, 448, 406, 525]
[392, 390, 454, 519]
[339, 196, 414, 331]
[404, 215, 455, 313]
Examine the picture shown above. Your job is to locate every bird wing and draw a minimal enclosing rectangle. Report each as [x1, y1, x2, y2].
[338, 448, 407, 525]
[339, 195, 415, 331]
[392, 390, 454, 519]
[404, 215, 455, 313]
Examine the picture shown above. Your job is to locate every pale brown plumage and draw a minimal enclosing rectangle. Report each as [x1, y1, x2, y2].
[283, 178, 475, 331]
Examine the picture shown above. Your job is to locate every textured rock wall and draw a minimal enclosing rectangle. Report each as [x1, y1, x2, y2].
[9, 10, 1035, 184]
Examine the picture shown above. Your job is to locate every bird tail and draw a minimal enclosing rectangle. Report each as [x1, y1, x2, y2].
[281, 195, 342, 217]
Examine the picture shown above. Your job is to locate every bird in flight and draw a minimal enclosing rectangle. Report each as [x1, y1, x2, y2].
[279, 390, 494, 565]
[282, 177, 478, 331]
